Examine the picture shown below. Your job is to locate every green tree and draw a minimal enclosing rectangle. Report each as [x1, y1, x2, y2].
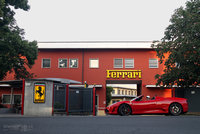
[0, 0, 38, 80]
[106, 86, 113, 106]
[152, 0, 200, 88]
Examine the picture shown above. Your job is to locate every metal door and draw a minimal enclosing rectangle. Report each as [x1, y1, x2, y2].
[68, 87, 93, 113]
[185, 88, 200, 112]
[54, 84, 66, 112]
[176, 88, 200, 112]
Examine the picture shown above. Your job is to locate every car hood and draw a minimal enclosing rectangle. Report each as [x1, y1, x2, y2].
[107, 101, 130, 108]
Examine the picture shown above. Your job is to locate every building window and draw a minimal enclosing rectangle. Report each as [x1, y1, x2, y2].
[2, 94, 22, 104]
[69, 59, 78, 68]
[2, 95, 10, 104]
[42, 59, 51, 68]
[118, 89, 120, 95]
[114, 58, 123, 68]
[112, 90, 115, 95]
[58, 59, 68, 68]
[131, 91, 133, 95]
[89, 59, 99, 68]
[149, 58, 158, 68]
[125, 59, 134, 68]
[122, 90, 124, 95]
[13, 95, 22, 104]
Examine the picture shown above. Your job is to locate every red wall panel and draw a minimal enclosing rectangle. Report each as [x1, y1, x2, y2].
[3, 49, 172, 109]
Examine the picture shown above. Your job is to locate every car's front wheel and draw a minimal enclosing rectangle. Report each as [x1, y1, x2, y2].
[118, 104, 131, 116]
[169, 103, 182, 116]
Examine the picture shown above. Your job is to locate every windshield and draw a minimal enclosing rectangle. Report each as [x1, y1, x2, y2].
[130, 95, 143, 101]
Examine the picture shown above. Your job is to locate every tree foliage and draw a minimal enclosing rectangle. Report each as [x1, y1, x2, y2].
[0, 0, 38, 80]
[106, 86, 113, 106]
[152, 0, 200, 88]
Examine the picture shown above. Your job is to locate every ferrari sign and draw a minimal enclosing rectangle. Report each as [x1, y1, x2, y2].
[34, 83, 46, 103]
[107, 70, 142, 79]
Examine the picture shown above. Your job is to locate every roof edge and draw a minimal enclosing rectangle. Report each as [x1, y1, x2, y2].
[37, 41, 154, 49]
[38, 41, 153, 43]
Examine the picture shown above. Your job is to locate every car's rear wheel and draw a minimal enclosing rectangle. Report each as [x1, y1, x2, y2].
[118, 104, 131, 116]
[169, 103, 182, 116]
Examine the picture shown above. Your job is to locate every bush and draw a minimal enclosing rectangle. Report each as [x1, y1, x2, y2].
[106, 86, 113, 106]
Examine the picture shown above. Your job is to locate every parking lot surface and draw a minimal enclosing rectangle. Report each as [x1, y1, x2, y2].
[0, 115, 200, 134]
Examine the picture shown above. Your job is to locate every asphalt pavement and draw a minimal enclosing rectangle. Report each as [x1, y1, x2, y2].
[0, 115, 200, 134]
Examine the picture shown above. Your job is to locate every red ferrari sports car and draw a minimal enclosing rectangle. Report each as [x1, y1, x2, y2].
[105, 95, 188, 116]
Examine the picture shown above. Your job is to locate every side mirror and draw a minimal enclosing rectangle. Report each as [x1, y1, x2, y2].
[146, 96, 150, 99]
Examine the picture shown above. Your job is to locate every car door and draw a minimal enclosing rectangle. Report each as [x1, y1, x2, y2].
[131, 99, 157, 114]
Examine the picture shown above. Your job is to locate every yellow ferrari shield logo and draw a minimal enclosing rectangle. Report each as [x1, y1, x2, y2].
[34, 83, 45, 103]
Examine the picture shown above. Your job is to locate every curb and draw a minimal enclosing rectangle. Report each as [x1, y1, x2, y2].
[185, 112, 200, 116]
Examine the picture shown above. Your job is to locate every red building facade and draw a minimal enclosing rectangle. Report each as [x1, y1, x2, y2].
[1, 41, 173, 115]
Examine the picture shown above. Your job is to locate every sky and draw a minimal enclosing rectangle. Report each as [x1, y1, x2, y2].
[14, 0, 188, 42]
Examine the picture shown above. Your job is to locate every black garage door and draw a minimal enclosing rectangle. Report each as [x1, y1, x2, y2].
[175, 88, 200, 112]
[68, 87, 94, 114]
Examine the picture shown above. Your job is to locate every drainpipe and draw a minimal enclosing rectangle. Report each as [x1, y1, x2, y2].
[82, 49, 85, 85]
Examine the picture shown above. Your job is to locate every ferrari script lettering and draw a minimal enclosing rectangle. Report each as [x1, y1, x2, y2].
[107, 70, 141, 79]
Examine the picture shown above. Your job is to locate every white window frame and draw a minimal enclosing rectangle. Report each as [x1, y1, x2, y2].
[2, 94, 11, 104]
[42, 58, 51, 68]
[114, 58, 123, 68]
[58, 58, 68, 68]
[125, 58, 134, 68]
[1, 94, 22, 104]
[149, 58, 159, 68]
[89, 58, 99, 68]
[69, 58, 78, 68]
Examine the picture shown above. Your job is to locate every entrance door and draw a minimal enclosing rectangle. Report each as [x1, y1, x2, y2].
[185, 88, 200, 112]
[68, 87, 93, 114]
[54, 84, 66, 112]
[176, 88, 200, 112]
[95, 95, 99, 115]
